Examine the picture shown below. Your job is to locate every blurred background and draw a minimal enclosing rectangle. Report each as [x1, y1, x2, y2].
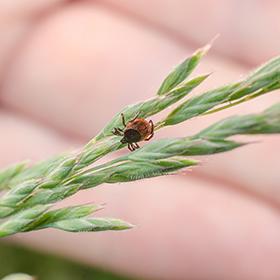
[0, 0, 280, 279]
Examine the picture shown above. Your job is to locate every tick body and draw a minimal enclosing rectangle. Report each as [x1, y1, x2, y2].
[112, 113, 154, 151]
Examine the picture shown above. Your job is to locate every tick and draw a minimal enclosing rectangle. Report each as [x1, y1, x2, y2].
[112, 113, 154, 151]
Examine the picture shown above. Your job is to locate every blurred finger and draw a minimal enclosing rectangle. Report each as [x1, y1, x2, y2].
[0, 109, 76, 167]
[0, 0, 66, 77]
[1, 2, 279, 204]
[100, 0, 280, 65]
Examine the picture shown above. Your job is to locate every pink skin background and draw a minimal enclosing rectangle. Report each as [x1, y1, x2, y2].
[1, 0, 280, 279]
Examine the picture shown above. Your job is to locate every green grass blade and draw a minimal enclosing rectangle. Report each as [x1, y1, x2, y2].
[95, 74, 209, 141]
[196, 103, 280, 138]
[49, 218, 133, 232]
[164, 55, 280, 126]
[0, 162, 27, 190]
[157, 44, 210, 95]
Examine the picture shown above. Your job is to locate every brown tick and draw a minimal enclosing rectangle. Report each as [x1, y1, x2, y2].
[112, 112, 154, 151]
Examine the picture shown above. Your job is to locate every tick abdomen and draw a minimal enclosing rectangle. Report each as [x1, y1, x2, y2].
[127, 119, 150, 135]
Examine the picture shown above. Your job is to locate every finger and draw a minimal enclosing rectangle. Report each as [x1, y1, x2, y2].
[0, 109, 77, 167]
[0, 0, 66, 18]
[100, 0, 280, 65]
[1, 2, 190, 139]
[0, 1, 262, 137]
[0, 0, 66, 78]
[11, 175, 280, 280]
[1, 2, 279, 205]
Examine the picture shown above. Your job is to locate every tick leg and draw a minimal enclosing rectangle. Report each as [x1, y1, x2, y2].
[134, 143, 140, 149]
[149, 120, 154, 134]
[112, 128, 123, 136]
[145, 132, 154, 141]
[145, 133, 154, 141]
[128, 143, 134, 151]
[121, 113, 126, 127]
[145, 120, 154, 141]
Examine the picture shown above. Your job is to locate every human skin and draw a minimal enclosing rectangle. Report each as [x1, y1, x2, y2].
[0, 1, 280, 279]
